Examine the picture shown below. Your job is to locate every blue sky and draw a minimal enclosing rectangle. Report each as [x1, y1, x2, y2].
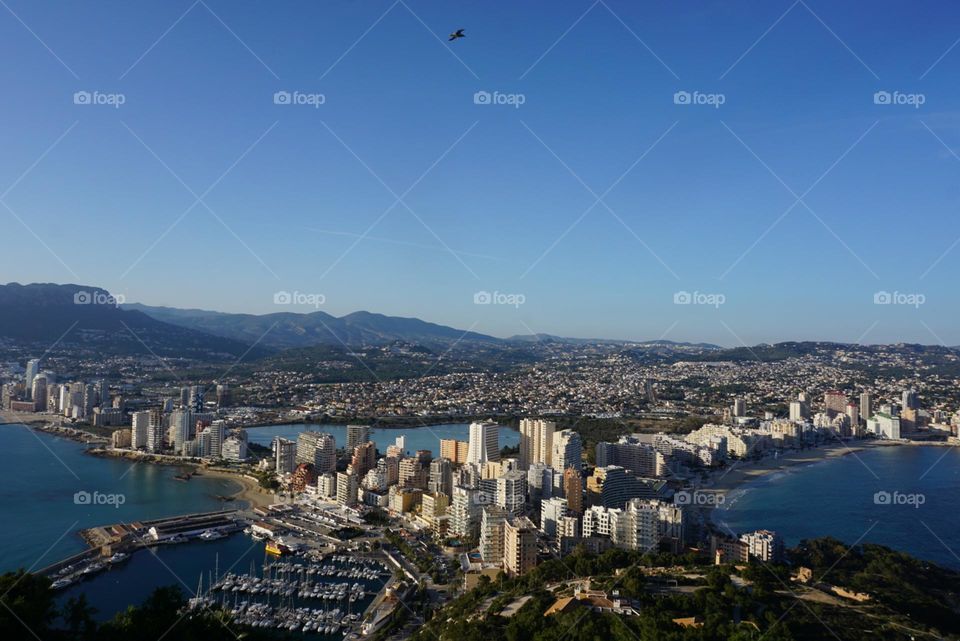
[2, 0, 960, 346]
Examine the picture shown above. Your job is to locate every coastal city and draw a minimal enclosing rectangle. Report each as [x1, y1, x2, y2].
[4, 2, 960, 640]
[2, 345, 958, 639]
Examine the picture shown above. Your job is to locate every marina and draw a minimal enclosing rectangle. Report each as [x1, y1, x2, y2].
[186, 551, 393, 636]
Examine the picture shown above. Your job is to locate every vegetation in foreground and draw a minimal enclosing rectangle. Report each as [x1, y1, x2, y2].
[412, 538, 960, 641]
[2, 537, 958, 641]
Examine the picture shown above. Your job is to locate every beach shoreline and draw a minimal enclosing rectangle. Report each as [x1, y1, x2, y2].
[83, 448, 276, 510]
[0, 415, 275, 513]
[704, 440, 900, 495]
[199, 467, 276, 510]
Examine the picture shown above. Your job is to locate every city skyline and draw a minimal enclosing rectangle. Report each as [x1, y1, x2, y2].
[4, 1, 960, 345]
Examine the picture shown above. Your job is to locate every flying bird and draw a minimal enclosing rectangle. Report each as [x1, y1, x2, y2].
[448, 28, 465, 41]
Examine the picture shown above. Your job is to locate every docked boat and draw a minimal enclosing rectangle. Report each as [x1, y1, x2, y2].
[108, 552, 129, 564]
[51, 577, 74, 590]
[199, 529, 226, 541]
[265, 540, 292, 556]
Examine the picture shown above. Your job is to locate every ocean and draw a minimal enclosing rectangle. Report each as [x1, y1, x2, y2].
[715, 445, 960, 570]
[0, 424, 243, 573]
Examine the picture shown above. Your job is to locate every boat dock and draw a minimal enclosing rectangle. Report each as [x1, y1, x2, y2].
[35, 509, 244, 582]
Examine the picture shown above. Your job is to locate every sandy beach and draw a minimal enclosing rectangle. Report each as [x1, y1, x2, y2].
[200, 467, 276, 510]
[703, 440, 902, 495]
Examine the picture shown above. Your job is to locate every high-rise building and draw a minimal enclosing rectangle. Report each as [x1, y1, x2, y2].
[527, 463, 555, 502]
[595, 436, 664, 477]
[24, 359, 40, 399]
[732, 398, 747, 417]
[845, 403, 860, 437]
[519, 418, 555, 469]
[551, 429, 582, 473]
[318, 473, 337, 498]
[789, 400, 809, 421]
[479, 505, 508, 564]
[346, 425, 371, 452]
[588, 465, 666, 509]
[398, 457, 426, 489]
[611, 498, 686, 553]
[274, 437, 297, 474]
[859, 392, 874, 422]
[146, 408, 164, 453]
[222, 432, 248, 461]
[349, 441, 377, 476]
[205, 420, 226, 458]
[902, 389, 919, 410]
[296, 431, 336, 472]
[216, 384, 231, 408]
[428, 458, 454, 497]
[169, 410, 193, 453]
[31, 375, 48, 412]
[131, 411, 150, 449]
[189, 386, 204, 412]
[540, 497, 568, 537]
[503, 516, 537, 576]
[336, 472, 359, 506]
[496, 470, 527, 516]
[866, 412, 901, 439]
[740, 529, 784, 562]
[824, 391, 847, 418]
[563, 467, 583, 515]
[467, 420, 500, 465]
[440, 439, 469, 464]
[450, 485, 483, 539]
[82, 383, 97, 418]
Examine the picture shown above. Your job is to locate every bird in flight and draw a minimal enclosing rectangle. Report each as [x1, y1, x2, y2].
[449, 28, 465, 41]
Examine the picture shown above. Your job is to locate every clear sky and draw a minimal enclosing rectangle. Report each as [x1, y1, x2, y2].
[2, 0, 960, 346]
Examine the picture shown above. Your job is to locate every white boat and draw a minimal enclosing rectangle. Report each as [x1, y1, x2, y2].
[108, 552, 129, 564]
[199, 529, 226, 541]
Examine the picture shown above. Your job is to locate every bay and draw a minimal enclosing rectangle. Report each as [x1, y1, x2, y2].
[715, 445, 960, 570]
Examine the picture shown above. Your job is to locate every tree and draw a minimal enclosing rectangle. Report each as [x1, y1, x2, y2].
[62, 594, 97, 640]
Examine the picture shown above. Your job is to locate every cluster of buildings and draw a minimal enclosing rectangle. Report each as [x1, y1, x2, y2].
[270, 418, 705, 578]
[1, 358, 247, 461]
[1, 357, 116, 423]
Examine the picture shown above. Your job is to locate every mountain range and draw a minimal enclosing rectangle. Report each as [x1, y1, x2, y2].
[0, 282, 722, 358]
[0, 283, 261, 358]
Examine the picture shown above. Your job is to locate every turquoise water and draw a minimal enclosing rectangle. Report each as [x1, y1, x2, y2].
[246, 422, 520, 455]
[0, 425, 242, 573]
[715, 445, 960, 570]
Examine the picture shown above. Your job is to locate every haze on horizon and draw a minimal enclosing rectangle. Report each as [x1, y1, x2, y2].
[2, 1, 960, 346]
